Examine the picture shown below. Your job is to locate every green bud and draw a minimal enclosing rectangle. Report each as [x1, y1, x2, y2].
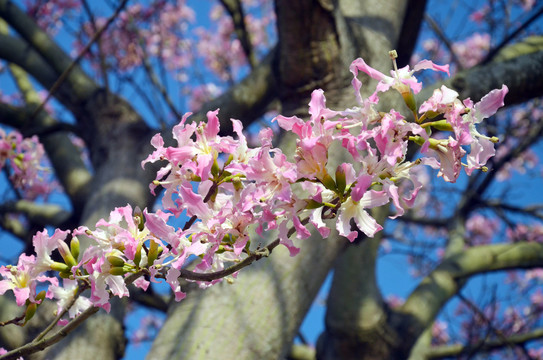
[70, 236, 80, 260]
[24, 303, 37, 324]
[107, 255, 125, 267]
[35, 290, 47, 303]
[12, 154, 24, 169]
[408, 135, 427, 147]
[51, 262, 70, 273]
[335, 165, 346, 195]
[428, 119, 453, 132]
[58, 240, 77, 268]
[59, 271, 72, 279]
[424, 110, 440, 119]
[134, 207, 145, 232]
[224, 153, 234, 167]
[232, 176, 244, 191]
[305, 199, 324, 209]
[211, 157, 221, 177]
[320, 173, 337, 192]
[147, 240, 159, 266]
[109, 267, 128, 276]
[216, 245, 226, 254]
[134, 242, 142, 267]
[401, 90, 417, 113]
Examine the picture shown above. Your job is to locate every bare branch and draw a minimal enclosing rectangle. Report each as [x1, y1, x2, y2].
[0, 0, 98, 102]
[0, 200, 70, 227]
[396, 0, 428, 67]
[400, 241, 543, 345]
[426, 328, 543, 359]
[139, 44, 183, 121]
[0, 34, 80, 108]
[188, 47, 279, 135]
[424, 13, 464, 70]
[28, 0, 129, 120]
[416, 50, 543, 107]
[0, 306, 99, 360]
[483, 5, 543, 64]
[219, 0, 257, 68]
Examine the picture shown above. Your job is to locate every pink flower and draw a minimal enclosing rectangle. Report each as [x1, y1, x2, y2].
[33, 228, 70, 273]
[452, 33, 490, 68]
[463, 85, 508, 174]
[274, 89, 338, 181]
[50, 279, 92, 318]
[350, 57, 449, 103]
[337, 174, 389, 240]
[0, 254, 57, 306]
[427, 137, 466, 183]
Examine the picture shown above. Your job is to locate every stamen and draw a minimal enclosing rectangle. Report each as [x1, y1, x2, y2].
[389, 50, 399, 74]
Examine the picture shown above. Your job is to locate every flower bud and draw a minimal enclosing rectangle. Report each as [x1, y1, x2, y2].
[35, 290, 47, 303]
[211, 157, 221, 177]
[109, 267, 128, 276]
[335, 165, 347, 195]
[232, 176, 243, 191]
[13, 154, 24, 168]
[70, 236, 80, 260]
[320, 173, 337, 192]
[224, 153, 234, 167]
[305, 199, 324, 210]
[107, 255, 125, 267]
[57, 240, 77, 268]
[134, 242, 142, 267]
[134, 207, 145, 232]
[401, 89, 417, 113]
[51, 261, 70, 273]
[59, 271, 72, 279]
[429, 119, 453, 132]
[24, 302, 37, 324]
[147, 240, 159, 266]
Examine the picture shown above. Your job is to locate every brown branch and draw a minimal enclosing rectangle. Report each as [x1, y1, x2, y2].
[396, 0, 428, 67]
[0, 200, 70, 228]
[28, 0, 129, 120]
[416, 50, 543, 108]
[482, 4, 543, 64]
[424, 13, 463, 70]
[139, 43, 183, 121]
[0, 0, 98, 102]
[187, 47, 279, 135]
[0, 305, 99, 360]
[398, 241, 543, 350]
[426, 328, 543, 359]
[219, 0, 257, 68]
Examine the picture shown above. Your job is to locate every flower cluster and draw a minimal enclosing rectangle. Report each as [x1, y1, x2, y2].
[0, 129, 56, 199]
[0, 53, 507, 327]
[24, 0, 80, 35]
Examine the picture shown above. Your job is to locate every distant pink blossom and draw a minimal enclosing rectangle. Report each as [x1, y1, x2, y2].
[452, 33, 491, 68]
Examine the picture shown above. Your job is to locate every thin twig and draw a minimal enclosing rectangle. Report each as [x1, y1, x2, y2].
[29, 0, 130, 120]
[483, 4, 543, 64]
[424, 13, 464, 70]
